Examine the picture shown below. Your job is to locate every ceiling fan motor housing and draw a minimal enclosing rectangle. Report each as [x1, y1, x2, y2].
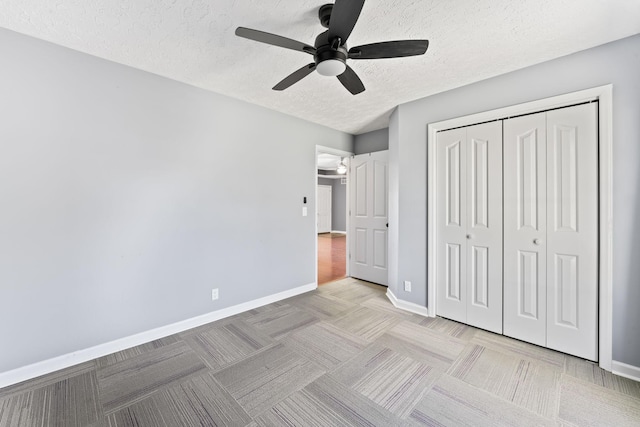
[315, 44, 347, 65]
[314, 30, 347, 75]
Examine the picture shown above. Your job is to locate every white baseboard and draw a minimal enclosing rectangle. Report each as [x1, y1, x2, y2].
[0, 282, 316, 389]
[330, 230, 346, 234]
[612, 360, 640, 382]
[386, 288, 432, 318]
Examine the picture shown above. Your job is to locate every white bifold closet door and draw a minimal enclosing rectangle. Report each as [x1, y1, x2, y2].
[436, 121, 503, 334]
[503, 103, 598, 361]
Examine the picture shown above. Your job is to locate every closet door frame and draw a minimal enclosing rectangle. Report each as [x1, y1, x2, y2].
[427, 85, 613, 372]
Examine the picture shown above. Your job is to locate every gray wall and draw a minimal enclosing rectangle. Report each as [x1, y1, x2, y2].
[317, 177, 347, 232]
[353, 128, 389, 154]
[0, 28, 353, 374]
[389, 34, 640, 367]
[331, 178, 347, 232]
[318, 178, 335, 186]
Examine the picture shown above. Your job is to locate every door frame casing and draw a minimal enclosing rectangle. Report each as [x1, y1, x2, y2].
[315, 145, 353, 285]
[426, 85, 613, 371]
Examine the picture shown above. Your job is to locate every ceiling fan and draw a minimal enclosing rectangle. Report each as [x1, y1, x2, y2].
[235, 0, 429, 95]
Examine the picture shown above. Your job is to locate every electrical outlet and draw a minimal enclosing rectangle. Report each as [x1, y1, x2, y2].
[212, 288, 219, 301]
[404, 281, 412, 292]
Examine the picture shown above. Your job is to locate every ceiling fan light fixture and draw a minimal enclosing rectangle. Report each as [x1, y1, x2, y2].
[316, 59, 347, 76]
[337, 158, 347, 174]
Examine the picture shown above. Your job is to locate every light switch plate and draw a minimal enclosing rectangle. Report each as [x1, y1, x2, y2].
[302, 207, 308, 216]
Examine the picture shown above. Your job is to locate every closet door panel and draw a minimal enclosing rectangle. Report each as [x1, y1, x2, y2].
[466, 121, 503, 333]
[436, 128, 467, 323]
[504, 112, 547, 346]
[546, 103, 598, 361]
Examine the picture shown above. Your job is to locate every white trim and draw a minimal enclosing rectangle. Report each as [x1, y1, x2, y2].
[426, 85, 613, 371]
[611, 361, 640, 383]
[597, 87, 614, 372]
[330, 230, 347, 234]
[0, 282, 316, 389]
[386, 288, 432, 317]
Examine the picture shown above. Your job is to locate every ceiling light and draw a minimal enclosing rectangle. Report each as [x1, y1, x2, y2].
[316, 59, 347, 77]
[337, 158, 347, 174]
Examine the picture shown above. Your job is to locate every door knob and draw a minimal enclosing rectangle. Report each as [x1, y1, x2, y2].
[466, 234, 471, 239]
[533, 238, 540, 245]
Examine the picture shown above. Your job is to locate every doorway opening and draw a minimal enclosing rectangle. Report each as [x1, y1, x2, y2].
[316, 148, 351, 285]
[317, 232, 346, 284]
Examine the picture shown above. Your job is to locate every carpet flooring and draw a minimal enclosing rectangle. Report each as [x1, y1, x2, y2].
[1, 278, 639, 426]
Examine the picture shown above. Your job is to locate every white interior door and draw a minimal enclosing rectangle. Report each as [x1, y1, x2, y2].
[436, 122, 502, 333]
[466, 122, 503, 333]
[504, 104, 598, 360]
[317, 185, 332, 233]
[545, 103, 598, 360]
[436, 127, 467, 323]
[349, 151, 388, 285]
[503, 112, 548, 346]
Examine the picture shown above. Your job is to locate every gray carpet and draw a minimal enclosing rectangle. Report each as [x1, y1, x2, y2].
[1, 278, 639, 426]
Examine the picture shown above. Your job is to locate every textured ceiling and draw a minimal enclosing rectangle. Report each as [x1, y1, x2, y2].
[1, 0, 639, 134]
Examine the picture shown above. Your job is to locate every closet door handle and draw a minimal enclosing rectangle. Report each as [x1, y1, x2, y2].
[533, 238, 540, 245]
[466, 234, 472, 239]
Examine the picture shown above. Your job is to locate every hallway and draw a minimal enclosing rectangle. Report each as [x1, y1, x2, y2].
[317, 233, 346, 285]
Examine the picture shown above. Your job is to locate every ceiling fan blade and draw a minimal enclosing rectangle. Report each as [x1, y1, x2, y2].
[235, 27, 316, 54]
[349, 40, 429, 59]
[273, 63, 317, 91]
[337, 65, 365, 95]
[327, 0, 365, 45]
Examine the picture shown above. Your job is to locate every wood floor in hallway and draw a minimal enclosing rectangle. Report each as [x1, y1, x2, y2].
[317, 232, 346, 285]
